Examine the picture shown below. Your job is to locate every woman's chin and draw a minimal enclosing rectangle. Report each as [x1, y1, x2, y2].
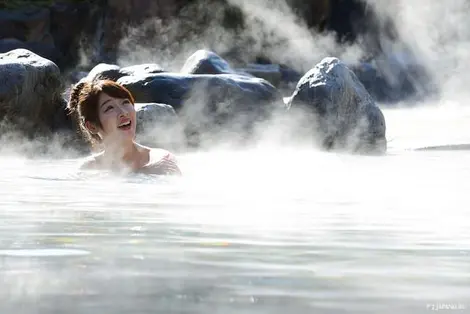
[105, 131, 136, 145]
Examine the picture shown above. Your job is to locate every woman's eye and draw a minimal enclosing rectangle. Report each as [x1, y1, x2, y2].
[104, 105, 113, 112]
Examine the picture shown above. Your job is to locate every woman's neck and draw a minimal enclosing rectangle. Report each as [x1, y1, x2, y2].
[102, 140, 141, 167]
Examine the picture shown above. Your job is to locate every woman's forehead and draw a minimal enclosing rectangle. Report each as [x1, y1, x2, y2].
[98, 92, 115, 102]
[98, 93, 124, 106]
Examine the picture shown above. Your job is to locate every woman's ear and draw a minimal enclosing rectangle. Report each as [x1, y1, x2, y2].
[85, 121, 99, 134]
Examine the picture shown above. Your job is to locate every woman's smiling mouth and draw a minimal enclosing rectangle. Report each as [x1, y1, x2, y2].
[118, 120, 132, 130]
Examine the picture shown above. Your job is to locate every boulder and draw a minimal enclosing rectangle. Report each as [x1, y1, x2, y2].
[117, 72, 285, 146]
[0, 8, 63, 64]
[117, 73, 190, 109]
[181, 49, 234, 75]
[351, 52, 433, 103]
[135, 102, 185, 150]
[286, 57, 386, 153]
[0, 8, 53, 44]
[0, 38, 62, 64]
[49, 1, 106, 68]
[120, 63, 165, 76]
[101, 0, 186, 62]
[85, 63, 122, 81]
[326, 0, 367, 43]
[0, 48, 63, 135]
[83, 62, 165, 82]
[236, 63, 302, 90]
[67, 70, 89, 85]
[279, 64, 302, 85]
[236, 63, 282, 87]
[287, 0, 330, 30]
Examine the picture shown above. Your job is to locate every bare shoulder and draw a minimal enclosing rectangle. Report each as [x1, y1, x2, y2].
[79, 152, 103, 170]
[149, 148, 177, 162]
[142, 147, 181, 175]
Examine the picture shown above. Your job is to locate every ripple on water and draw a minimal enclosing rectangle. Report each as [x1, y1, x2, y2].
[0, 249, 91, 257]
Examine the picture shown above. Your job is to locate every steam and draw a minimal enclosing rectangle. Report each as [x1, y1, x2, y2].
[225, 0, 364, 72]
[72, 0, 470, 152]
[365, 0, 470, 102]
[3, 0, 470, 158]
[116, 2, 244, 71]
[0, 129, 86, 160]
[116, 0, 365, 73]
[94, 0, 470, 104]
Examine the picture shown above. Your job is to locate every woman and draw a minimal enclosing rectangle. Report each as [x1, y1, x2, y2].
[67, 79, 182, 175]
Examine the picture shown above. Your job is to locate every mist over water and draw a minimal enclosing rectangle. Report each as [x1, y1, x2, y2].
[1, 1, 470, 313]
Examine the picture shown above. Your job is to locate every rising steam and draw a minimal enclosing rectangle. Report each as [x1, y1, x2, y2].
[2, 0, 470, 158]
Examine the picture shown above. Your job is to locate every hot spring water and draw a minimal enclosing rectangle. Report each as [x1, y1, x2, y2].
[0, 104, 469, 314]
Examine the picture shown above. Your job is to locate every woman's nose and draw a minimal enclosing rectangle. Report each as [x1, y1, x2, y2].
[117, 105, 129, 116]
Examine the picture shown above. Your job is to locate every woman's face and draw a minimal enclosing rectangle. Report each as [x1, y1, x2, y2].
[96, 92, 137, 143]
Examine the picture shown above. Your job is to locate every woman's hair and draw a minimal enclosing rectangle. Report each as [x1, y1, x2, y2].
[67, 79, 135, 146]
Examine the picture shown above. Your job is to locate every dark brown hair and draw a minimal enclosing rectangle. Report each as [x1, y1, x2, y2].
[67, 79, 135, 145]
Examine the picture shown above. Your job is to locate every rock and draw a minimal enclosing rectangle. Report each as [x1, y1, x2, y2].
[67, 70, 88, 84]
[351, 52, 433, 103]
[279, 64, 302, 85]
[0, 8, 53, 44]
[135, 102, 185, 149]
[83, 62, 165, 83]
[84, 63, 122, 81]
[118, 72, 282, 110]
[118, 72, 285, 146]
[49, 1, 106, 68]
[236, 63, 302, 89]
[326, 0, 368, 43]
[286, 57, 386, 153]
[101, 0, 186, 62]
[287, 0, 330, 30]
[0, 8, 63, 64]
[181, 49, 234, 75]
[117, 73, 190, 109]
[236, 64, 282, 87]
[0, 38, 62, 64]
[120, 63, 165, 76]
[0, 48, 63, 135]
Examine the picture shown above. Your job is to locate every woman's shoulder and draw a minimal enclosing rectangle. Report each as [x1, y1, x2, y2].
[143, 147, 181, 175]
[148, 148, 177, 162]
[79, 152, 104, 170]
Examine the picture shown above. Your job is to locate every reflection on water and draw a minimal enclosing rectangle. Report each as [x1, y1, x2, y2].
[1, 107, 470, 314]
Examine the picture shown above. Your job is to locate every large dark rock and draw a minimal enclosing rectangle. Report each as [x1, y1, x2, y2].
[326, 0, 369, 43]
[351, 52, 433, 103]
[85, 63, 122, 81]
[135, 102, 185, 150]
[120, 63, 165, 76]
[286, 57, 387, 154]
[0, 8, 52, 43]
[117, 72, 285, 146]
[0, 3, 106, 69]
[181, 49, 234, 75]
[118, 72, 282, 110]
[236, 63, 282, 87]
[287, 0, 330, 30]
[0, 48, 64, 135]
[49, 1, 106, 68]
[101, 0, 187, 62]
[236, 62, 303, 90]
[83, 62, 165, 83]
[0, 7, 64, 64]
[0, 38, 61, 63]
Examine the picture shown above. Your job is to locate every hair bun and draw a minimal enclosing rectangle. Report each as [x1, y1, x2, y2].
[66, 81, 86, 114]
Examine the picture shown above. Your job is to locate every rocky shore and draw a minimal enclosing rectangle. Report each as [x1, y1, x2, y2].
[0, 47, 387, 154]
[0, 0, 434, 155]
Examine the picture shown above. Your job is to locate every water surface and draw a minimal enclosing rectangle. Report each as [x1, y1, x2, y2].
[0, 106, 469, 314]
